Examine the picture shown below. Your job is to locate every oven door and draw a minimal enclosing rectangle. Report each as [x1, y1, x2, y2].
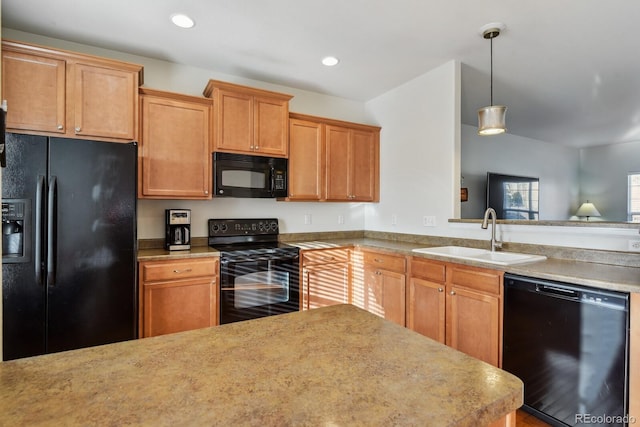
[219, 254, 299, 324]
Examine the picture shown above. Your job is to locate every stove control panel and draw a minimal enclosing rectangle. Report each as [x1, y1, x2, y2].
[208, 218, 279, 236]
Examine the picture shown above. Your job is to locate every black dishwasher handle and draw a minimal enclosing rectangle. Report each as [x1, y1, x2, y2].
[535, 284, 579, 300]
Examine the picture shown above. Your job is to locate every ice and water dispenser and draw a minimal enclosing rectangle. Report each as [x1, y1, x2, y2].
[2, 200, 29, 262]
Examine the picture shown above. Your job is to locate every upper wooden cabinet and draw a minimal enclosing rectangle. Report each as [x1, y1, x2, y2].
[138, 88, 212, 199]
[203, 80, 292, 157]
[287, 113, 381, 202]
[2, 39, 143, 143]
[288, 117, 324, 201]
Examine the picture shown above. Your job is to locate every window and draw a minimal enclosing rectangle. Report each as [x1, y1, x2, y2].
[629, 173, 640, 222]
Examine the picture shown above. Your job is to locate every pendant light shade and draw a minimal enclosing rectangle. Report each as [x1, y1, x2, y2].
[478, 105, 507, 135]
[478, 25, 507, 136]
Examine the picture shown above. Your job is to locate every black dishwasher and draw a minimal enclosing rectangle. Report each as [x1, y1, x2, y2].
[503, 274, 630, 427]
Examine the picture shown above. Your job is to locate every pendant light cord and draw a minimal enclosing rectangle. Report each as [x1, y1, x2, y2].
[490, 35, 494, 106]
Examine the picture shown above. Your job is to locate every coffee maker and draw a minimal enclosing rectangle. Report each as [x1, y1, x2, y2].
[165, 209, 191, 251]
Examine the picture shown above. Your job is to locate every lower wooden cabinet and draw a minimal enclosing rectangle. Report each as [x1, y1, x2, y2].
[355, 249, 407, 326]
[138, 258, 219, 338]
[301, 248, 350, 310]
[408, 257, 503, 367]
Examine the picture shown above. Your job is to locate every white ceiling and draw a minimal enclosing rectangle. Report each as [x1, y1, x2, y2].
[4, 0, 640, 148]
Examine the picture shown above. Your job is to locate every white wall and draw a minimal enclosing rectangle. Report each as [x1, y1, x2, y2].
[460, 125, 580, 220]
[364, 61, 460, 234]
[580, 140, 640, 222]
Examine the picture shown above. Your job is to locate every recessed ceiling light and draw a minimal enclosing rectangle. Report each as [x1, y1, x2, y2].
[322, 56, 339, 67]
[171, 13, 195, 29]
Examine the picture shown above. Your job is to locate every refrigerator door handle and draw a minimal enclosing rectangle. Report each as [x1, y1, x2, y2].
[47, 176, 57, 287]
[35, 175, 46, 286]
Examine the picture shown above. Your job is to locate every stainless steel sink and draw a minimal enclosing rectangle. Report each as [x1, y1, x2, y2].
[411, 246, 547, 266]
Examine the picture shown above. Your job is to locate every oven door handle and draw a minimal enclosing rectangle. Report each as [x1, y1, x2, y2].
[220, 254, 300, 264]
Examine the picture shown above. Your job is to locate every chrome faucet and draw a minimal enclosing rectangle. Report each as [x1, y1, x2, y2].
[481, 208, 502, 252]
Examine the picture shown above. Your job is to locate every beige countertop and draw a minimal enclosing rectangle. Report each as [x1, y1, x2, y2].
[289, 238, 640, 293]
[137, 236, 640, 293]
[0, 305, 522, 426]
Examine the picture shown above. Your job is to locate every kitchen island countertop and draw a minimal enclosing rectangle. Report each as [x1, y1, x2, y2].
[0, 304, 522, 426]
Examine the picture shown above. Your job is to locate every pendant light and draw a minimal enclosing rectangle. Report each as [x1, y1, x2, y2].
[478, 24, 507, 136]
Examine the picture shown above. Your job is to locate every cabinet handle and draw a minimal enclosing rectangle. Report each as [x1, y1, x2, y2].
[204, 190, 209, 195]
[74, 127, 81, 133]
[438, 288, 444, 292]
[173, 268, 193, 274]
[374, 258, 384, 263]
[57, 124, 64, 130]
[321, 256, 336, 261]
[255, 145, 259, 149]
[375, 271, 382, 275]
[450, 290, 456, 296]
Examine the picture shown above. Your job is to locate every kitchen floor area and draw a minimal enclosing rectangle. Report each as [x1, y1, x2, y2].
[516, 410, 551, 426]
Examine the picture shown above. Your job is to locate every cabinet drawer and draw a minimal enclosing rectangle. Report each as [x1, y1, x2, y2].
[449, 265, 502, 295]
[141, 258, 218, 282]
[362, 251, 406, 273]
[302, 248, 349, 266]
[411, 258, 446, 283]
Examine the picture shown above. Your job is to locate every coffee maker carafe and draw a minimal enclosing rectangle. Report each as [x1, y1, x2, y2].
[165, 209, 191, 251]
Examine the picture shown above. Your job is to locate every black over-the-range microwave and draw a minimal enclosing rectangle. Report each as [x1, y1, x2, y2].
[213, 152, 288, 198]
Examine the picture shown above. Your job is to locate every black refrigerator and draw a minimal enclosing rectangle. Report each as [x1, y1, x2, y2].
[2, 133, 138, 361]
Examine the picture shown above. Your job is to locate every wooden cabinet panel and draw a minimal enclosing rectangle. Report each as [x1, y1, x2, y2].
[363, 266, 406, 326]
[351, 129, 377, 201]
[301, 248, 350, 310]
[143, 277, 216, 337]
[407, 277, 445, 343]
[72, 63, 137, 140]
[325, 125, 351, 200]
[446, 285, 500, 366]
[139, 258, 219, 338]
[302, 263, 350, 310]
[2, 40, 142, 143]
[409, 257, 503, 367]
[141, 258, 217, 282]
[204, 80, 291, 157]
[359, 250, 407, 326]
[2, 49, 66, 133]
[288, 118, 324, 200]
[216, 89, 253, 153]
[139, 89, 212, 199]
[254, 96, 289, 156]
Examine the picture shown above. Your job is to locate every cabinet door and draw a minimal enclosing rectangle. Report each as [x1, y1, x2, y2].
[140, 93, 212, 199]
[351, 129, 377, 201]
[214, 89, 253, 153]
[302, 263, 349, 310]
[446, 285, 500, 366]
[2, 50, 66, 133]
[363, 265, 406, 326]
[288, 118, 324, 200]
[325, 125, 351, 200]
[408, 277, 446, 343]
[143, 277, 217, 338]
[254, 96, 288, 156]
[72, 63, 137, 141]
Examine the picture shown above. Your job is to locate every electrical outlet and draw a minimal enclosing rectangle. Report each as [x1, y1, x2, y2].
[304, 214, 312, 225]
[423, 215, 436, 227]
[391, 214, 397, 226]
[628, 240, 640, 252]
[337, 214, 345, 225]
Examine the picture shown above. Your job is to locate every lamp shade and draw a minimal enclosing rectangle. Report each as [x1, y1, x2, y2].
[575, 202, 601, 220]
[478, 105, 507, 135]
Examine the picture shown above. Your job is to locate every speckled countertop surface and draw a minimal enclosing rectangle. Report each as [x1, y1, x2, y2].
[0, 305, 522, 426]
[288, 238, 640, 293]
[137, 236, 640, 293]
